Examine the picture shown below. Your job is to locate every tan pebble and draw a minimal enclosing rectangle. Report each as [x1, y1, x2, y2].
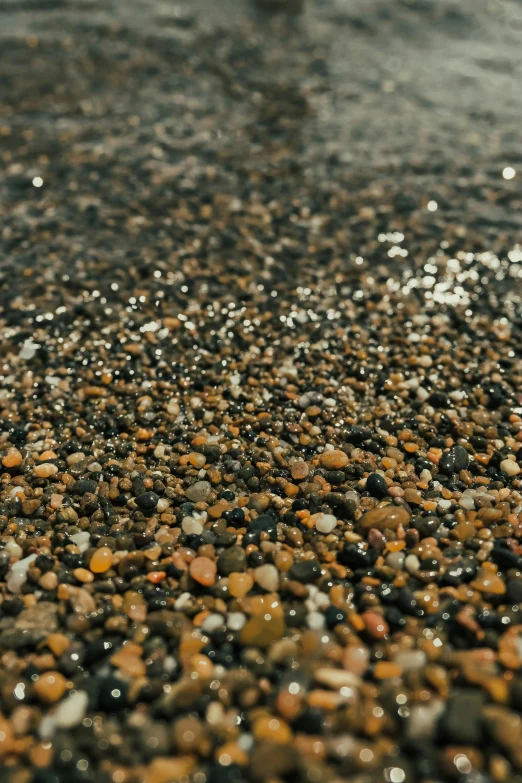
[451, 521, 475, 541]
[254, 564, 279, 591]
[33, 671, 68, 703]
[361, 611, 389, 639]
[240, 614, 286, 648]
[143, 757, 196, 783]
[46, 633, 70, 657]
[39, 572, 58, 591]
[471, 568, 506, 595]
[374, 661, 402, 679]
[33, 463, 58, 478]
[189, 654, 214, 679]
[253, 715, 292, 744]
[404, 488, 422, 504]
[343, 645, 370, 676]
[188, 452, 206, 468]
[320, 449, 349, 470]
[274, 550, 294, 571]
[291, 461, 309, 480]
[358, 505, 410, 532]
[307, 689, 345, 710]
[2, 448, 22, 468]
[74, 568, 94, 583]
[50, 494, 64, 508]
[89, 546, 113, 573]
[216, 742, 248, 766]
[38, 450, 57, 461]
[111, 645, 146, 677]
[189, 556, 217, 586]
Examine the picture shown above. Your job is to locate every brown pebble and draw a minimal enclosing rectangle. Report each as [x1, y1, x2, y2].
[89, 546, 113, 573]
[2, 447, 23, 468]
[320, 449, 349, 470]
[358, 505, 410, 532]
[33, 671, 68, 703]
[189, 556, 217, 586]
[361, 611, 389, 639]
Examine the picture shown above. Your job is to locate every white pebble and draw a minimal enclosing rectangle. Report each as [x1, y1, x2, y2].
[386, 552, 405, 571]
[315, 667, 361, 690]
[437, 499, 451, 511]
[394, 650, 427, 671]
[70, 531, 90, 553]
[201, 613, 225, 633]
[19, 338, 39, 360]
[315, 513, 337, 534]
[254, 564, 279, 592]
[405, 554, 420, 574]
[7, 553, 38, 593]
[459, 496, 475, 510]
[407, 699, 444, 739]
[227, 612, 246, 631]
[307, 611, 325, 630]
[182, 516, 203, 535]
[5, 540, 23, 559]
[54, 690, 89, 729]
[175, 592, 193, 610]
[501, 459, 521, 477]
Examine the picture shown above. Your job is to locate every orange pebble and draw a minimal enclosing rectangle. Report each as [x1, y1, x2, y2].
[189, 556, 217, 586]
[147, 571, 166, 584]
[228, 572, 254, 598]
[33, 671, 68, 703]
[2, 448, 22, 468]
[90, 546, 113, 573]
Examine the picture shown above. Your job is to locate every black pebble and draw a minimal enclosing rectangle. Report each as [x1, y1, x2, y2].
[366, 472, 388, 499]
[135, 491, 159, 510]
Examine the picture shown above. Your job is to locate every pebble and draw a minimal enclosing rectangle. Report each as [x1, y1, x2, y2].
[228, 572, 254, 598]
[33, 671, 68, 703]
[182, 516, 204, 535]
[7, 553, 38, 593]
[189, 556, 217, 586]
[255, 564, 279, 591]
[314, 513, 337, 534]
[89, 546, 113, 573]
[53, 690, 89, 728]
[501, 459, 521, 477]
[185, 481, 212, 503]
[320, 450, 349, 470]
[358, 505, 410, 532]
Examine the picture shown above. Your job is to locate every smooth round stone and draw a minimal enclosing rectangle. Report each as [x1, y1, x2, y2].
[54, 690, 89, 728]
[201, 613, 225, 633]
[358, 505, 410, 532]
[185, 481, 212, 503]
[501, 459, 521, 477]
[320, 450, 349, 470]
[471, 568, 506, 595]
[34, 671, 68, 703]
[255, 564, 279, 592]
[182, 516, 203, 535]
[314, 513, 337, 534]
[366, 473, 388, 500]
[189, 556, 217, 586]
[227, 612, 247, 631]
[394, 650, 427, 671]
[405, 554, 420, 574]
[90, 546, 113, 573]
[343, 645, 370, 676]
[228, 572, 254, 598]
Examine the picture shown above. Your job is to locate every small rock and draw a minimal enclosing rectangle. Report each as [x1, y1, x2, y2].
[185, 481, 212, 503]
